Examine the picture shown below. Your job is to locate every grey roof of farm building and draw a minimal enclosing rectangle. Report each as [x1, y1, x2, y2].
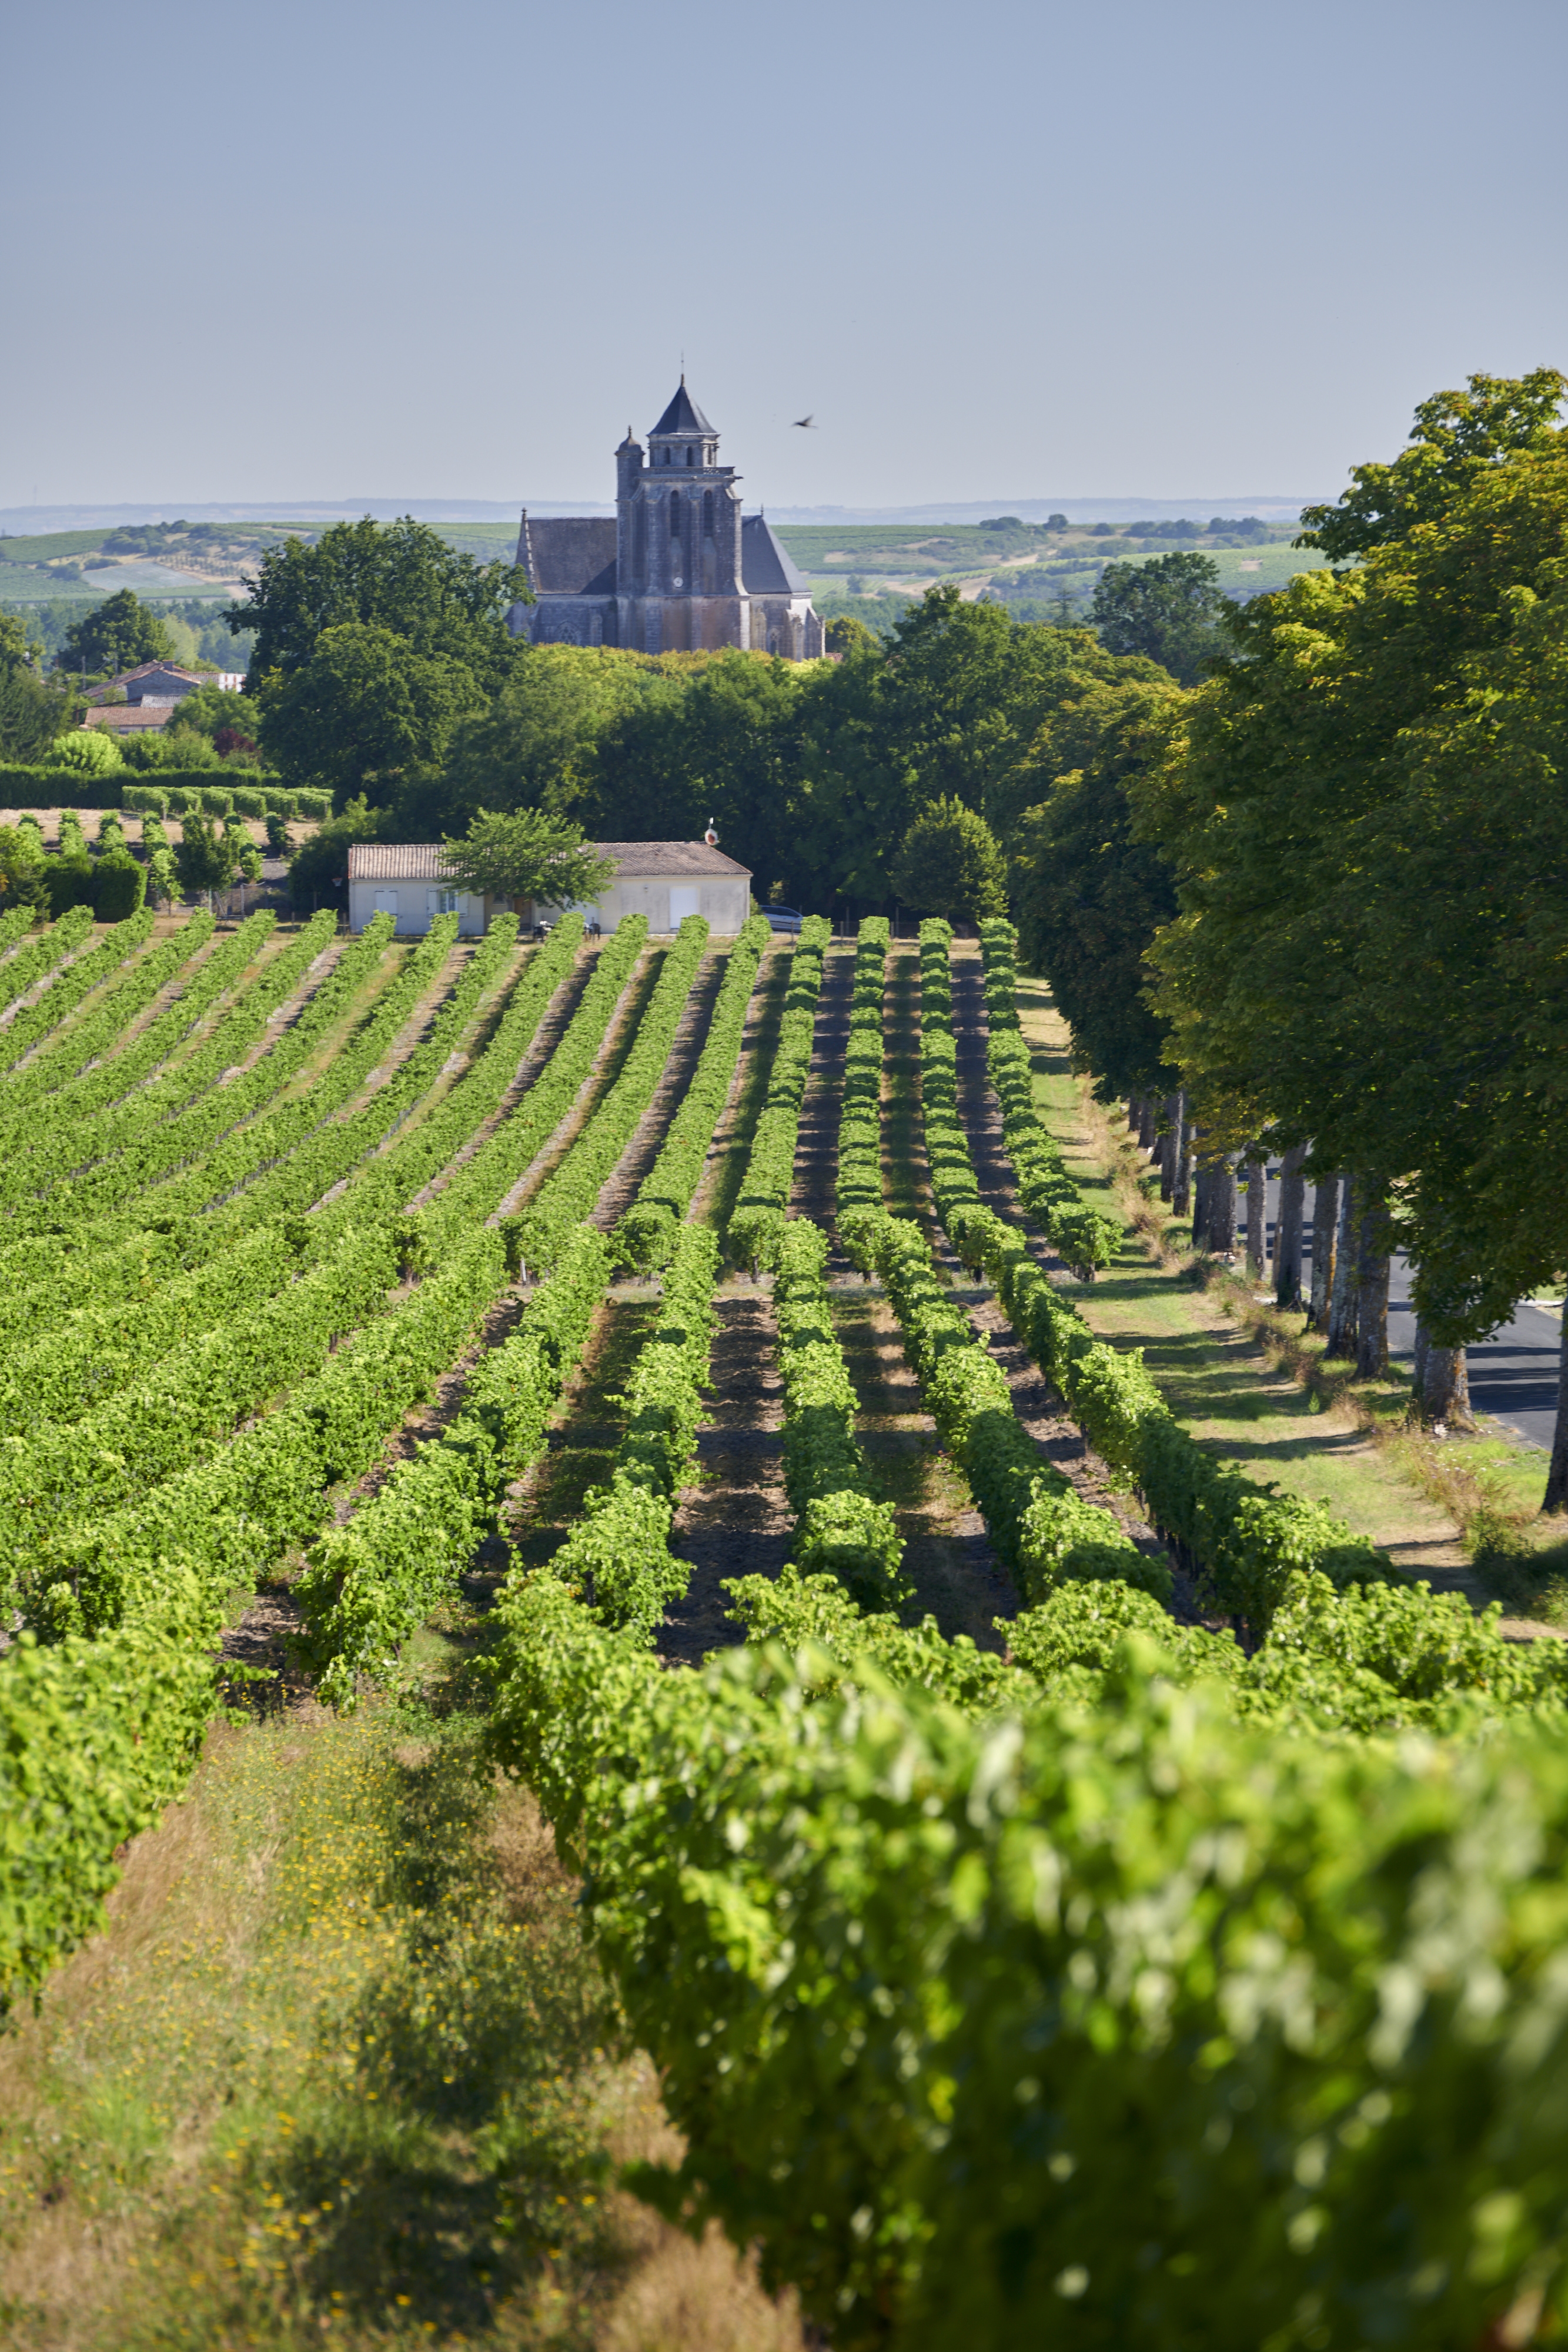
[597, 841, 750, 877]
[650, 380, 714, 436]
[347, 845, 454, 880]
[349, 840, 750, 883]
[740, 514, 808, 595]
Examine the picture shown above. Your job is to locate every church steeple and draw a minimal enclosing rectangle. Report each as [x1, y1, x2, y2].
[648, 377, 719, 472]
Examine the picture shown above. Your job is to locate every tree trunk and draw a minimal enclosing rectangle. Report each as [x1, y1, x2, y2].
[1206, 1156, 1236, 1256]
[1354, 1193, 1391, 1379]
[1411, 1317, 1429, 1409]
[1421, 1339, 1474, 1432]
[1159, 1095, 1181, 1201]
[1243, 1158, 1266, 1281]
[1307, 1177, 1339, 1329]
[1138, 1097, 1156, 1152]
[1127, 1097, 1142, 1132]
[1325, 1175, 1359, 1357]
[1192, 1154, 1212, 1250]
[1273, 1144, 1308, 1311]
[1171, 1092, 1191, 1218]
[1544, 1321, 1568, 1513]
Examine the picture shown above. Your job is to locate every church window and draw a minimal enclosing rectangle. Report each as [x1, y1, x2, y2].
[669, 492, 681, 536]
[702, 490, 713, 534]
[686, 445, 694, 466]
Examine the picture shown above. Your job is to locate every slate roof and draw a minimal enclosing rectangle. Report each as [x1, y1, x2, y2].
[741, 514, 809, 596]
[520, 516, 618, 597]
[650, 380, 715, 437]
[86, 661, 209, 705]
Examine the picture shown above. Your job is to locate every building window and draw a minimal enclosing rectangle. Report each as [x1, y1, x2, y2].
[669, 492, 681, 536]
[686, 445, 694, 465]
[703, 490, 713, 533]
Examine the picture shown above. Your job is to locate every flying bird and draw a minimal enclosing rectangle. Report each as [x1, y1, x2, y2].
[792, 413, 816, 429]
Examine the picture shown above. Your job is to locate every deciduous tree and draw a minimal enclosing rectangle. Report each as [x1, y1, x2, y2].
[439, 810, 614, 910]
[890, 797, 1007, 927]
[1089, 552, 1229, 684]
[1007, 674, 1183, 1100]
[257, 622, 484, 800]
[55, 590, 173, 679]
[225, 515, 527, 696]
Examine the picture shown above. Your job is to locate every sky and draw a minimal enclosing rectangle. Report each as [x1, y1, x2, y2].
[4, 0, 1565, 518]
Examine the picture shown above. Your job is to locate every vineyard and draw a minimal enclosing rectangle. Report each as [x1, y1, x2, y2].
[2, 899, 1568, 2348]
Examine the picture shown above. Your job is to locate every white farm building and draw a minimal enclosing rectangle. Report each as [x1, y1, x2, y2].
[346, 840, 753, 938]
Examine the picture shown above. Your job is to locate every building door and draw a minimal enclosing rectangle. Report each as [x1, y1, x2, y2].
[374, 890, 399, 923]
[669, 885, 700, 926]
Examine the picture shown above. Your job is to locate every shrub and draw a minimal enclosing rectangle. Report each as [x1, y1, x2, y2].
[122, 785, 168, 816]
[230, 786, 265, 818]
[166, 786, 192, 813]
[295, 789, 330, 821]
[45, 851, 96, 918]
[262, 789, 298, 820]
[46, 729, 122, 777]
[92, 850, 146, 921]
[198, 786, 234, 818]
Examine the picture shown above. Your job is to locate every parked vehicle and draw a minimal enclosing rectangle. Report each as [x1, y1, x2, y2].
[761, 903, 804, 933]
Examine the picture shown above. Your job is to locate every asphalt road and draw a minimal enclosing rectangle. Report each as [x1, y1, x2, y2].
[1243, 1168, 1562, 1454]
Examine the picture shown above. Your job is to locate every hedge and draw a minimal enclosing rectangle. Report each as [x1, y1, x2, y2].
[0, 767, 294, 813]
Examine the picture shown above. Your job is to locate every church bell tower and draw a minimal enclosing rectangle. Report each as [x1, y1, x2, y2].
[618, 379, 746, 649]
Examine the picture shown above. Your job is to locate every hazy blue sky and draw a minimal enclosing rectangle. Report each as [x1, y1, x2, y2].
[5, 0, 1564, 515]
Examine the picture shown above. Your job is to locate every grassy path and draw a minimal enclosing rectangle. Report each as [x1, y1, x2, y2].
[1008, 966, 1492, 1603]
[0, 1692, 804, 2351]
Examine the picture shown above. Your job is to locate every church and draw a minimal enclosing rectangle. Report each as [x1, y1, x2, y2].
[506, 382, 825, 660]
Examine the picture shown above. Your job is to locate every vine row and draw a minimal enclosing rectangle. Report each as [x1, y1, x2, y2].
[727, 913, 830, 1269]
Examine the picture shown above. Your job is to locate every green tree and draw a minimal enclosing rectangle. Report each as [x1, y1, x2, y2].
[1135, 377, 1568, 1491]
[55, 590, 174, 679]
[92, 847, 147, 920]
[0, 619, 72, 761]
[256, 622, 484, 801]
[0, 826, 48, 918]
[824, 614, 878, 657]
[174, 810, 239, 908]
[44, 848, 96, 917]
[146, 846, 179, 907]
[1297, 366, 1566, 560]
[286, 794, 382, 911]
[165, 683, 260, 748]
[890, 797, 1008, 927]
[414, 643, 668, 837]
[439, 810, 615, 909]
[225, 515, 527, 696]
[45, 727, 122, 777]
[588, 651, 805, 897]
[1008, 676, 1184, 1099]
[1089, 553, 1229, 684]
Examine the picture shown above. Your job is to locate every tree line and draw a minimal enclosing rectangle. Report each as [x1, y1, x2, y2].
[1012, 368, 1568, 1512]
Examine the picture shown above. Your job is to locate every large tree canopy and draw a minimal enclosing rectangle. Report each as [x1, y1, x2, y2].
[55, 590, 173, 679]
[1136, 377, 1568, 1349]
[889, 797, 1008, 927]
[226, 516, 528, 697]
[257, 622, 485, 799]
[1089, 553, 1230, 685]
[439, 809, 614, 909]
[1297, 366, 1566, 562]
[1009, 675, 1184, 1100]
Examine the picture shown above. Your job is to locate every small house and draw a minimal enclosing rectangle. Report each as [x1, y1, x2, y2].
[346, 838, 753, 938]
